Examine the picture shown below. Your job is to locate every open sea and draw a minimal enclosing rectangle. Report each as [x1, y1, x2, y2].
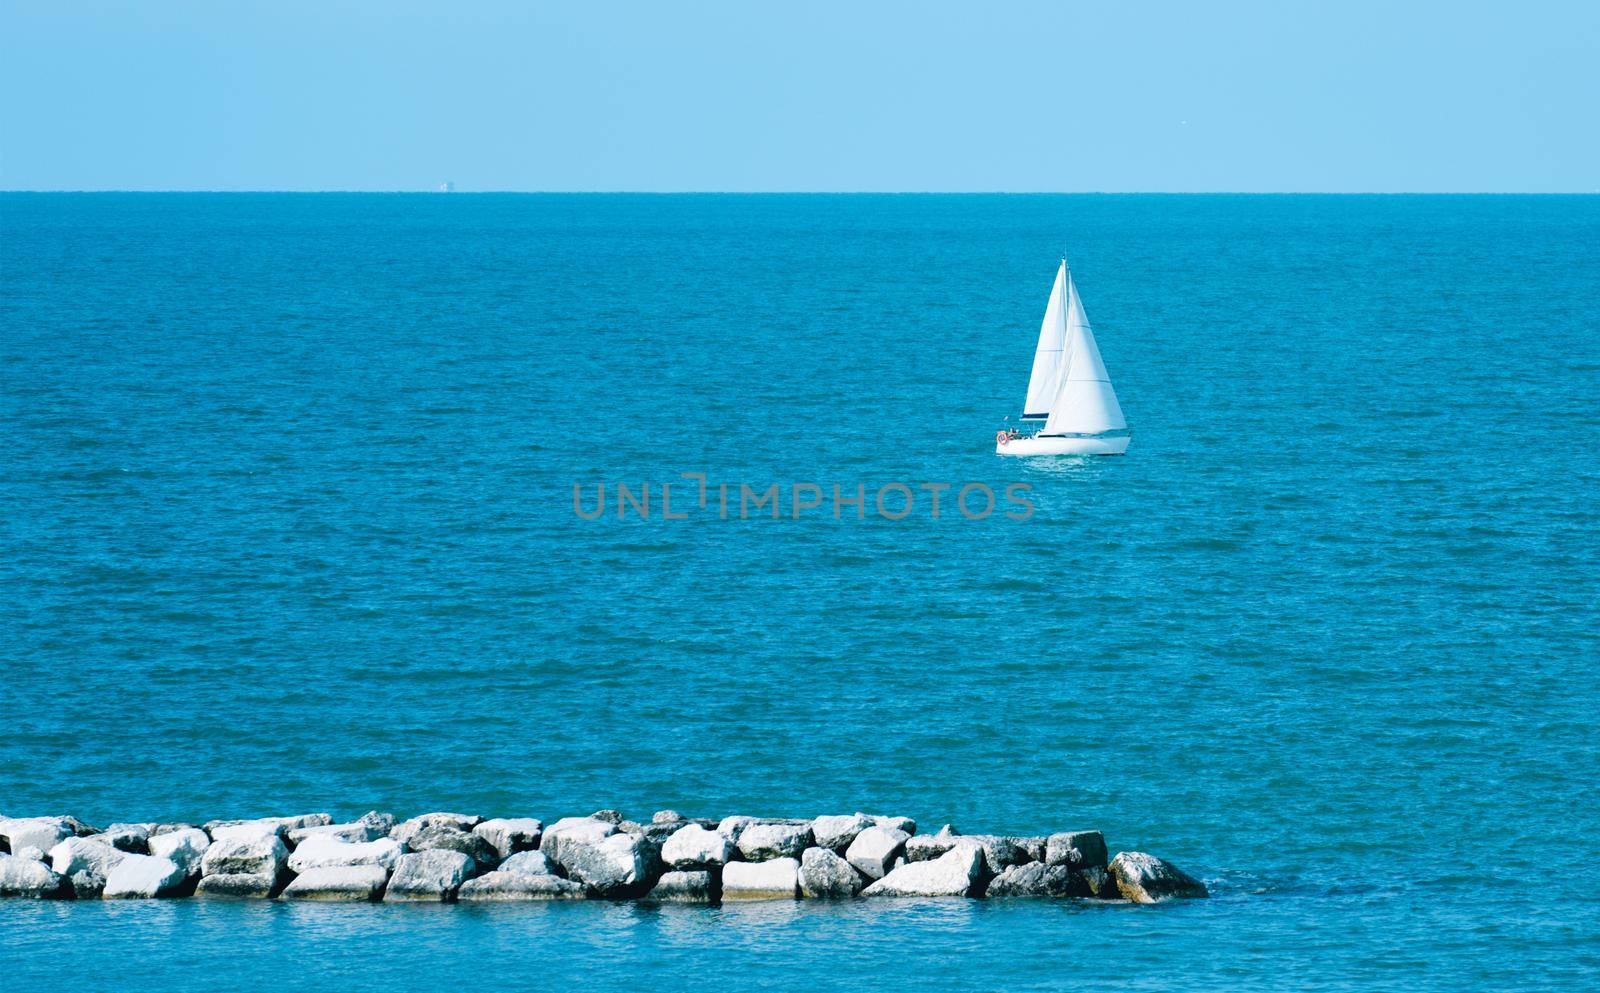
[2, 193, 1597, 990]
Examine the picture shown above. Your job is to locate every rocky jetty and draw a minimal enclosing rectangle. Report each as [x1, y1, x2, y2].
[0, 810, 1208, 905]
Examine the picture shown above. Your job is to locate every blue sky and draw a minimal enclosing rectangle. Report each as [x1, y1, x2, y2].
[1, 0, 1595, 191]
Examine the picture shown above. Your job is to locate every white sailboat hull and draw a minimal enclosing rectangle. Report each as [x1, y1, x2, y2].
[996, 433, 1130, 457]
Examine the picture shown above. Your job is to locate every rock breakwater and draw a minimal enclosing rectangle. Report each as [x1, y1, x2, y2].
[0, 810, 1208, 905]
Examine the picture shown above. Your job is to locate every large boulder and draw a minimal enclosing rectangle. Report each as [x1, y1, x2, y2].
[1107, 852, 1208, 903]
[799, 847, 864, 899]
[473, 818, 543, 859]
[845, 826, 908, 880]
[102, 854, 187, 898]
[1047, 831, 1108, 870]
[555, 832, 649, 898]
[498, 850, 557, 877]
[385, 850, 475, 901]
[540, 817, 616, 867]
[408, 825, 500, 868]
[985, 862, 1082, 898]
[288, 812, 393, 845]
[722, 858, 800, 899]
[736, 822, 813, 862]
[862, 846, 982, 898]
[645, 870, 715, 903]
[811, 814, 875, 851]
[1, 817, 75, 854]
[0, 853, 63, 898]
[661, 823, 736, 870]
[389, 812, 481, 847]
[286, 836, 402, 874]
[196, 873, 277, 898]
[148, 828, 211, 876]
[201, 834, 287, 877]
[280, 864, 389, 901]
[457, 871, 586, 901]
[49, 836, 128, 879]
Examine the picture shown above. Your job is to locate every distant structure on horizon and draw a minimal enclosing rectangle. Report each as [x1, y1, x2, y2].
[436, 181, 455, 193]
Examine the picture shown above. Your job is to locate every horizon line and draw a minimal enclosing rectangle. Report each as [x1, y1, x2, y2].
[3, 189, 1600, 196]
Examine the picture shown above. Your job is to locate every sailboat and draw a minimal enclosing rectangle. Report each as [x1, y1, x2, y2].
[996, 259, 1130, 456]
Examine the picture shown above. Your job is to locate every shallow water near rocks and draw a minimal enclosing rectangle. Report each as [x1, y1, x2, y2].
[2, 193, 1598, 990]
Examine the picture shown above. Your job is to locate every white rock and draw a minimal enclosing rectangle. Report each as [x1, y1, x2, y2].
[1, 817, 75, 854]
[148, 828, 210, 876]
[845, 825, 909, 880]
[556, 832, 648, 898]
[200, 834, 288, 877]
[1107, 852, 1208, 903]
[540, 816, 616, 866]
[473, 818, 543, 859]
[811, 814, 875, 850]
[862, 846, 982, 898]
[286, 836, 402, 873]
[49, 836, 129, 878]
[384, 850, 475, 901]
[102, 854, 187, 898]
[389, 812, 481, 847]
[456, 872, 586, 901]
[661, 823, 736, 870]
[280, 864, 389, 901]
[13, 846, 44, 862]
[799, 847, 864, 898]
[736, 822, 813, 861]
[0, 853, 63, 898]
[722, 858, 800, 899]
[498, 850, 556, 877]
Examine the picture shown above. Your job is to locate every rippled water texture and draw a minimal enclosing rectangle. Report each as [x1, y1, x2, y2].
[2, 194, 1598, 990]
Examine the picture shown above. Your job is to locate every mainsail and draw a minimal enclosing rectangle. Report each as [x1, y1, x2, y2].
[1042, 271, 1126, 435]
[1021, 262, 1069, 419]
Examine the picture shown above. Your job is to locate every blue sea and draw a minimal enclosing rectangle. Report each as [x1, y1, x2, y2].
[2, 193, 1597, 990]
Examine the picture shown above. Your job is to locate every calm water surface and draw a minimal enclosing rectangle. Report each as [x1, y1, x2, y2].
[2, 193, 1598, 990]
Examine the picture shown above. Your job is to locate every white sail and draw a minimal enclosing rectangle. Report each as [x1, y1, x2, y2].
[1042, 274, 1127, 435]
[1021, 261, 1069, 419]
